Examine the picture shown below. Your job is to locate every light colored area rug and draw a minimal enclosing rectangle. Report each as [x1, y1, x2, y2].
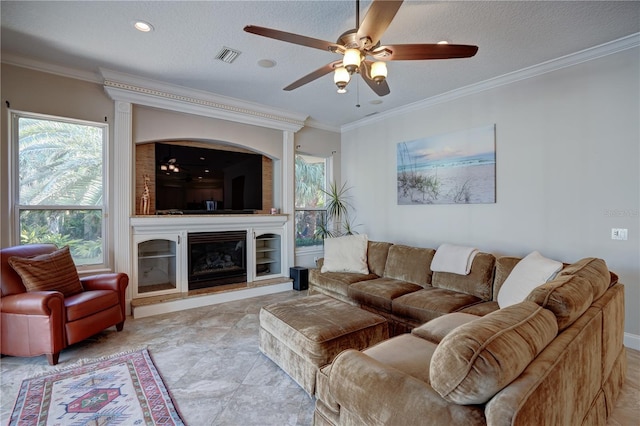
[9, 349, 184, 426]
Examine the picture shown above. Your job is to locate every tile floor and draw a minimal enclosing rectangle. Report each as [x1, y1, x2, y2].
[1, 290, 638, 425]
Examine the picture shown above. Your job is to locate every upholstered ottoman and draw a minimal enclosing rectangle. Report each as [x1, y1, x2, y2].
[259, 294, 388, 396]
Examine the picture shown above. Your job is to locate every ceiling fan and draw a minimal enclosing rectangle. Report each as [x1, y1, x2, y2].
[244, 0, 478, 96]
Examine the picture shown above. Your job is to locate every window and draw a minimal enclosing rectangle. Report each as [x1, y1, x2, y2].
[295, 154, 327, 248]
[12, 112, 108, 268]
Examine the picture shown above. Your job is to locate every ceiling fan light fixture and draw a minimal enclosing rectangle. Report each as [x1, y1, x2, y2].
[370, 61, 388, 84]
[334, 66, 350, 91]
[343, 48, 362, 74]
[160, 164, 168, 171]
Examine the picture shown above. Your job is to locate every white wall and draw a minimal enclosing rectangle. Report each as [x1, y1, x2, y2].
[341, 48, 640, 339]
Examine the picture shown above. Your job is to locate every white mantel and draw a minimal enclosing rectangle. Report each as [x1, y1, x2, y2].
[131, 214, 288, 234]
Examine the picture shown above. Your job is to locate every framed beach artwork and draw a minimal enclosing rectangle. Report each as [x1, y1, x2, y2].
[397, 124, 496, 204]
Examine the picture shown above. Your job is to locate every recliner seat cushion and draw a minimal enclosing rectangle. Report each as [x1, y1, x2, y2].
[392, 287, 483, 324]
[8, 246, 83, 297]
[65, 290, 119, 322]
[348, 278, 423, 313]
[309, 269, 378, 298]
[430, 301, 558, 405]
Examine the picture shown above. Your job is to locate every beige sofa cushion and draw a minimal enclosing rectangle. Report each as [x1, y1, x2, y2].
[383, 245, 435, 287]
[493, 256, 521, 299]
[430, 301, 558, 405]
[432, 252, 495, 300]
[411, 312, 479, 343]
[367, 241, 393, 277]
[526, 257, 609, 330]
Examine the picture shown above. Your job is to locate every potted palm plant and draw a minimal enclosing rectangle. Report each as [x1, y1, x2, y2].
[315, 181, 358, 239]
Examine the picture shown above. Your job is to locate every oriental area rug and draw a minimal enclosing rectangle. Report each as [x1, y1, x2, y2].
[9, 349, 184, 426]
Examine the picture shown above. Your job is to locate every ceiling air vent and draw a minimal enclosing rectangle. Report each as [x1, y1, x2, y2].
[215, 47, 241, 63]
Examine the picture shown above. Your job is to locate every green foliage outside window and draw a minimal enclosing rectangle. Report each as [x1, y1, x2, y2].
[16, 115, 105, 266]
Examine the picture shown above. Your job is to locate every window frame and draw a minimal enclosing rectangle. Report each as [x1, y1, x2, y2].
[9, 110, 110, 272]
[294, 153, 332, 250]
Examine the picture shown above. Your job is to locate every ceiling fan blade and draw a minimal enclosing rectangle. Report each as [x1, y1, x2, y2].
[361, 61, 390, 97]
[372, 44, 479, 61]
[244, 25, 341, 52]
[356, 0, 404, 48]
[284, 61, 342, 91]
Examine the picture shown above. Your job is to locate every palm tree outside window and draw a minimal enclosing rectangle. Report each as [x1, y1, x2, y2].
[11, 112, 108, 268]
[295, 154, 327, 248]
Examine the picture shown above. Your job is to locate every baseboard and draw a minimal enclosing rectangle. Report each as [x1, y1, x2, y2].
[624, 332, 640, 351]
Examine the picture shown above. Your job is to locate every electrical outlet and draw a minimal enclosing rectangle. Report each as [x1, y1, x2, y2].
[611, 228, 628, 241]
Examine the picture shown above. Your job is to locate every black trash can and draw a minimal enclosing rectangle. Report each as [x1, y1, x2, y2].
[290, 266, 309, 291]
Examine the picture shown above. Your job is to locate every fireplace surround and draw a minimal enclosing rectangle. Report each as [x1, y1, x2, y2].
[188, 231, 247, 290]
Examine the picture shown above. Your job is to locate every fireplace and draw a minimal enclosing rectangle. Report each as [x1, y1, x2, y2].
[188, 231, 247, 290]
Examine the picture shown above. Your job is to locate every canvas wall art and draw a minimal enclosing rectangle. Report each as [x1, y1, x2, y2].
[397, 124, 496, 205]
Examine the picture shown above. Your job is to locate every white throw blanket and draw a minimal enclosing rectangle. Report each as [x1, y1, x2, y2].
[431, 243, 479, 275]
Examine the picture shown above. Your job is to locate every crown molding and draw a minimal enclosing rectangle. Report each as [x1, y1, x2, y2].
[342, 33, 640, 133]
[100, 69, 307, 133]
[0, 53, 307, 132]
[303, 118, 340, 133]
[1, 52, 102, 84]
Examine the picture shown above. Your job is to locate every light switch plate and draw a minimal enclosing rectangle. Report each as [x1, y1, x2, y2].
[611, 228, 628, 240]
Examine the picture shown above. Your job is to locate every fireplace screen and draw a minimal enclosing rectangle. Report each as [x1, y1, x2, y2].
[188, 231, 246, 290]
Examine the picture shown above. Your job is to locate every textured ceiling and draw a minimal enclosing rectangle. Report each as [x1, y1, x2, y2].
[1, 1, 639, 129]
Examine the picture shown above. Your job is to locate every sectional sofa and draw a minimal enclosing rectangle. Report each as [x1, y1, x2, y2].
[308, 240, 626, 425]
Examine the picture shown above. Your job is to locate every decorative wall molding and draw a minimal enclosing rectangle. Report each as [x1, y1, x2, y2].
[100, 69, 307, 132]
[342, 33, 640, 132]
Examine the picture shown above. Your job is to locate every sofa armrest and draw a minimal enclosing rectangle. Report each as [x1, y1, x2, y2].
[0, 291, 64, 315]
[329, 349, 484, 425]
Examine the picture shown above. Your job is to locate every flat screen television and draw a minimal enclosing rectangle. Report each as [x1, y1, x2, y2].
[155, 143, 263, 214]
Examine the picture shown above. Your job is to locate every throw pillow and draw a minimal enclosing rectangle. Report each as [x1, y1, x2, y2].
[430, 301, 558, 405]
[321, 234, 369, 274]
[497, 251, 562, 308]
[8, 245, 83, 297]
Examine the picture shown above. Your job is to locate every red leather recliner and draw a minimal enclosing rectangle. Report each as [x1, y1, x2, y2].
[0, 244, 128, 365]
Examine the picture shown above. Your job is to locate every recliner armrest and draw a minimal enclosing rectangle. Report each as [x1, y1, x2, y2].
[329, 349, 484, 425]
[81, 273, 128, 292]
[0, 291, 64, 315]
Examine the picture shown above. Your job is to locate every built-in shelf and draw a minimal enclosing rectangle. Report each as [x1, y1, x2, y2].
[131, 215, 288, 299]
[255, 233, 281, 278]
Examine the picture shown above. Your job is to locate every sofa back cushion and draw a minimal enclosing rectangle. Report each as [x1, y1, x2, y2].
[367, 241, 393, 277]
[430, 301, 558, 405]
[526, 257, 609, 331]
[492, 256, 521, 300]
[431, 252, 495, 301]
[383, 245, 435, 287]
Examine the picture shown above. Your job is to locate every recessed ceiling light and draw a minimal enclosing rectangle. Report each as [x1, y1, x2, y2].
[437, 40, 449, 45]
[258, 59, 277, 68]
[134, 21, 154, 32]
[370, 99, 383, 105]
